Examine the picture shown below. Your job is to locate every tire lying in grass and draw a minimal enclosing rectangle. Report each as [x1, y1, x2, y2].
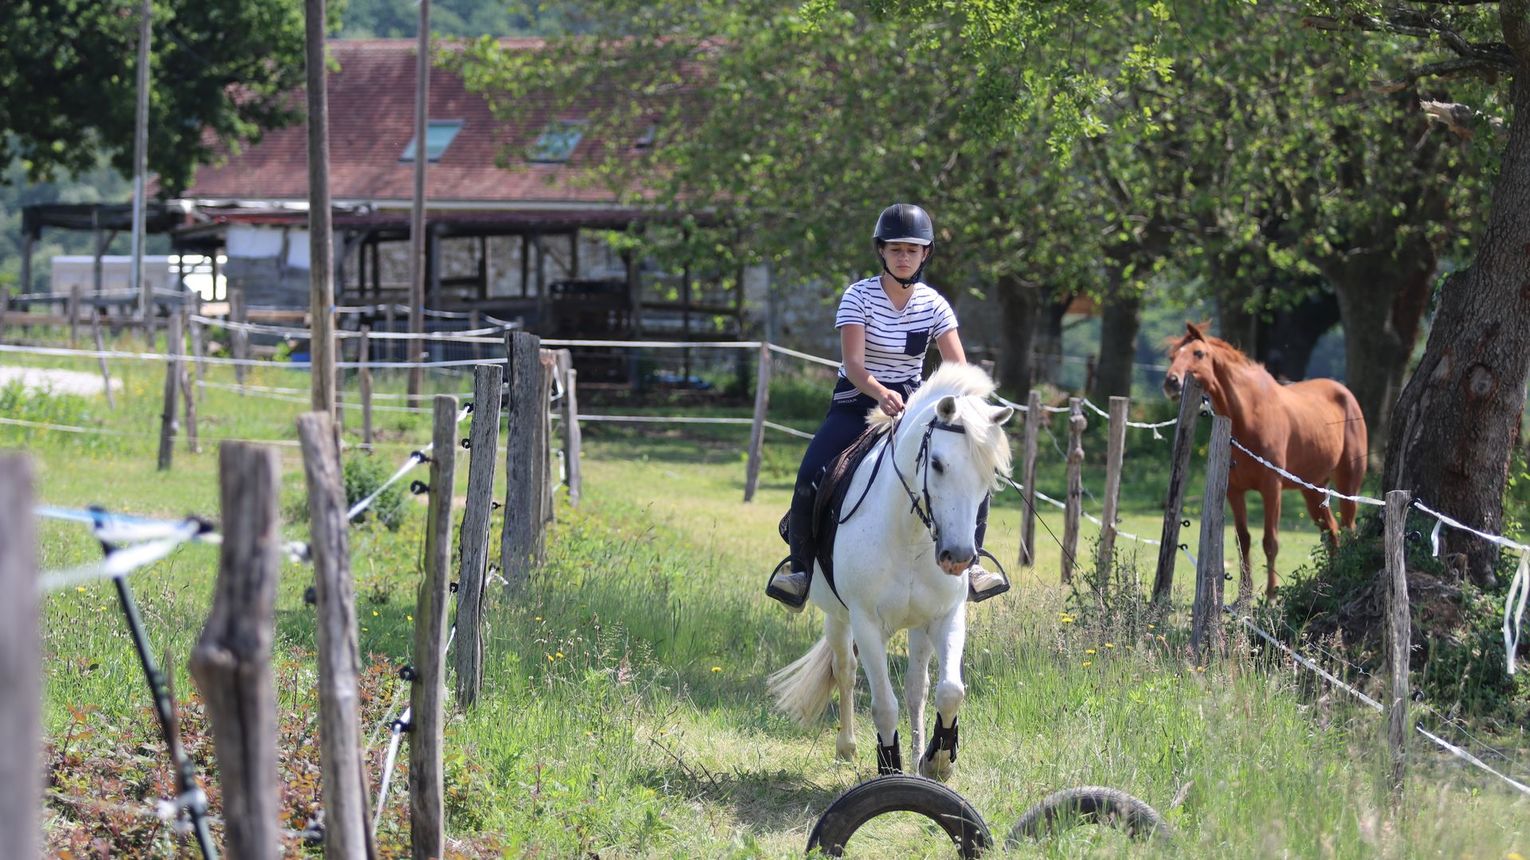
[806, 774, 992, 858]
[1004, 785, 1171, 847]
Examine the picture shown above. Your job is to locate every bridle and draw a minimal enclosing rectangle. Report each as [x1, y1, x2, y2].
[839, 413, 967, 545]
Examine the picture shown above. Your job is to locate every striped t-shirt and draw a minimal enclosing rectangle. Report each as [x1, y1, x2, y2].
[834, 276, 957, 394]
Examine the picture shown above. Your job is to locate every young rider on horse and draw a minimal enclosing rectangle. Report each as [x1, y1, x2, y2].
[765, 203, 1010, 612]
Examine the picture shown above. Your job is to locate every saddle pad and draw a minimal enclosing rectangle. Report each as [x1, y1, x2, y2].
[809, 426, 888, 605]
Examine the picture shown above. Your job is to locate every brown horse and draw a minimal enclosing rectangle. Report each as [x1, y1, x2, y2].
[1163, 323, 1368, 603]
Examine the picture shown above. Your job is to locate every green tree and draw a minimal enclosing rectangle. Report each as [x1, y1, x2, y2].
[2, 0, 309, 195]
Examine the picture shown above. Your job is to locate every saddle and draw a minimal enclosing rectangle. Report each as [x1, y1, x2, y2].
[778, 425, 888, 606]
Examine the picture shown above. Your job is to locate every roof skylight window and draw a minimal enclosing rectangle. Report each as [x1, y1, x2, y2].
[400, 120, 463, 163]
[528, 120, 585, 163]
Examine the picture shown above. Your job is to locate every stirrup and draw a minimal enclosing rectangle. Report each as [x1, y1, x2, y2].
[967, 548, 1011, 603]
[765, 556, 808, 612]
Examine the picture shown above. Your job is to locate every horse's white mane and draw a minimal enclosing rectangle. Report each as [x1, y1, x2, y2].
[868, 363, 1012, 487]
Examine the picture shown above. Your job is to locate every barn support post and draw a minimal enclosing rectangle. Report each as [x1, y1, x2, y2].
[1060, 398, 1086, 584]
[1153, 374, 1203, 604]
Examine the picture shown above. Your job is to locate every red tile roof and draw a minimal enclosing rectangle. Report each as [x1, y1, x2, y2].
[180, 39, 640, 209]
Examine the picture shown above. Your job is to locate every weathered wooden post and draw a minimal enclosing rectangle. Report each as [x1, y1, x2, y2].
[188, 306, 207, 404]
[190, 442, 282, 860]
[1384, 489, 1413, 799]
[1060, 398, 1086, 584]
[411, 395, 457, 860]
[1095, 395, 1129, 583]
[179, 312, 200, 454]
[743, 343, 772, 502]
[92, 314, 116, 410]
[157, 311, 183, 470]
[1191, 415, 1231, 659]
[69, 283, 82, 347]
[501, 330, 545, 589]
[0, 455, 39, 860]
[296, 413, 374, 859]
[456, 365, 503, 709]
[231, 288, 249, 389]
[1019, 390, 1042, 568]
[359, 326, 374, 451]
[1152, 374, 1202, 603]
[539, 349, 557, 526]
[563, 363, 583, 508]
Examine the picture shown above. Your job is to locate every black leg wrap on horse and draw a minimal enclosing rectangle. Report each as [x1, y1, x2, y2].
[923, 714, 959, 764]
[876, 731, 902, 774]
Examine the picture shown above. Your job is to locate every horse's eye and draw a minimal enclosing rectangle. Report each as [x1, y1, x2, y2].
[931, 458, 945, 474]
[1193, 349, 1205, 359]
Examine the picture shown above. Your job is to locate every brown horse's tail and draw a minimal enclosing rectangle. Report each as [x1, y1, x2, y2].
[1334, 387, 1368, 529]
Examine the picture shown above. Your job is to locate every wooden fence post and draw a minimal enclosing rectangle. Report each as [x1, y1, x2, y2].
[190, 442, 282, 860]
[1152, 374, 1202, 603]
[188, 308, 207, 404]
[411, 395, 458, 860]
[743, 342, 772, 502]
[1191, 415, 1231, 659]
[1019, 390, 1042, 568]
[456, 366, 503, 710]
[157, 311, 183, 471]
[1096, 395, 1129, 583]
[92, 314, 116, 410]
[296, 413, 374, 860]
[232, 288, 249, 390]
[179, 312, 200, 454]
[1060, 398, 1086, 584]
[539, 349, 557, 526]
[1384, 489, 1413, 799]
[69, 283, 81, 348]
[359, 326, 374, 451]
[501, 330, 545, 590]
[564, 365, 582, 508]
[0, 455, 39, 860]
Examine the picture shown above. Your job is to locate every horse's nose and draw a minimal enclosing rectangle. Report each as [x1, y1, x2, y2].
[938, 546, 975, 575]
[1163, 374, 1182, 399]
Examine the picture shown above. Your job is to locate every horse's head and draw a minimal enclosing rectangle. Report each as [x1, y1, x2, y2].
[1163, 322, 1212, 400]
[885, 365, 1014, 576]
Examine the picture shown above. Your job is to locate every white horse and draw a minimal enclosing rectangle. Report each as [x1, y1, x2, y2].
[769, 363, 1013, 779]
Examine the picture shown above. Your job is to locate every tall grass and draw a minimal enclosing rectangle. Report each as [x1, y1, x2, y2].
[13, 342, 1530, 856]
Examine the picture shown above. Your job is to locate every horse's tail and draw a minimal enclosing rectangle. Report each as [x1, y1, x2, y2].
[768, 636, 837, 726]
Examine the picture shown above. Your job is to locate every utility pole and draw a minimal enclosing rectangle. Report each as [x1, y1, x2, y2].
[306, 0, 336, 420]
[407, 0, 431, 405]
[131, 0, 152, 336]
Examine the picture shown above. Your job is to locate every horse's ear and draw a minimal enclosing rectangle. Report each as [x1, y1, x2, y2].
[1186, 322, 1205, 341]
[937, 395, 958, 422]
[991, 406, 1014, 426]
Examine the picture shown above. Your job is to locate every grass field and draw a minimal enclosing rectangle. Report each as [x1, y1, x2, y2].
[10, 339, 1530, 857]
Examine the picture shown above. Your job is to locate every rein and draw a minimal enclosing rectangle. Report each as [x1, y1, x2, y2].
[838, 413, 966, 545]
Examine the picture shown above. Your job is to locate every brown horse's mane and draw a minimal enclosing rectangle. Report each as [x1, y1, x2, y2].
[1166, 331, 1256, 369]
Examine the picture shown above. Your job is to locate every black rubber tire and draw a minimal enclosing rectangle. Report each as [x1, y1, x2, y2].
[806, 774, 992, 858]
[1004, 785, 1170, 847]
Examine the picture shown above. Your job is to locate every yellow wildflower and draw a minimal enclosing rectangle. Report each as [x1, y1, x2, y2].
[1082, 661, 1093, 668]
[1105, 643, 1115, 649]
[1085, 648, 1097, 655]
[711, 666, 722, 673]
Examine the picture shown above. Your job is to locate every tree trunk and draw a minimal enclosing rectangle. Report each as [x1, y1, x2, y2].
[994, 272, 1040, 399]
[1256, 284, 1340, 381]
[1032, 292, 1073, 388]
[1328, 237, 1436, 465]
[1090, 287, 1142, 400]
[1384, 62, 1530, 587]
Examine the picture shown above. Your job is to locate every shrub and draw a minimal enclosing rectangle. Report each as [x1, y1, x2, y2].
[343, 452, 407, 531]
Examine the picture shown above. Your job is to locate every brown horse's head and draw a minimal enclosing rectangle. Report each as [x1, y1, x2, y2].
[1163, 322, 1215, 400]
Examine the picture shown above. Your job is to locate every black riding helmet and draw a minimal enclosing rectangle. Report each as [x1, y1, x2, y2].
[872, 203, 934, 287]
